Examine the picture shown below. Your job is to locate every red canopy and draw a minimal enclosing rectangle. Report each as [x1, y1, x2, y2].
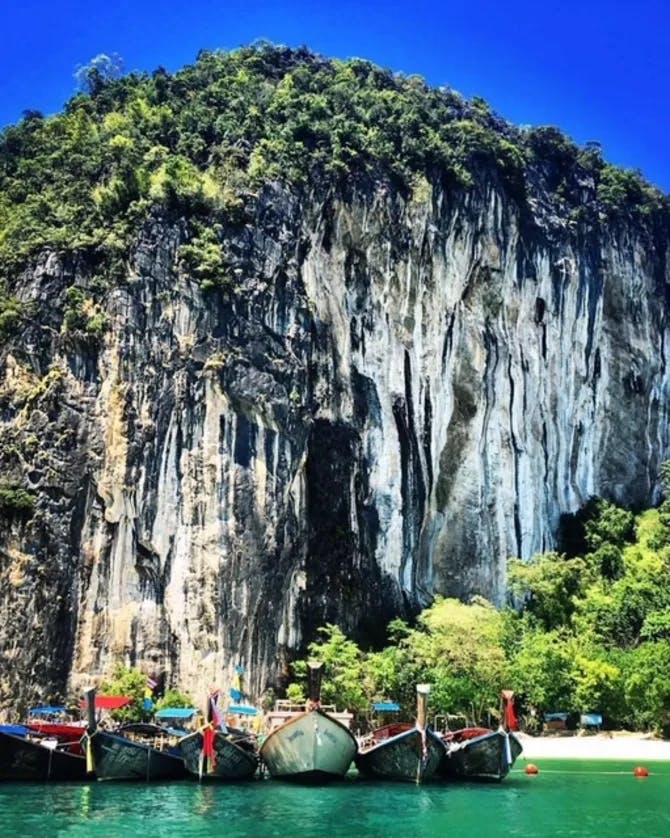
[80, 695, 132, 710]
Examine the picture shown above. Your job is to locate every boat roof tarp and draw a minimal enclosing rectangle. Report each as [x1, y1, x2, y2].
[28, 706, 68, 716]
[373, 702, 401, 712]
[165, 727, 188, 737]
[0, 724, 28, 736]
[80, 695, 132, 710]
[155, 707, 198, 719]
[227, 705, 258, 716]
[580, 713, 603, 726]
[543, 712, 569, 722]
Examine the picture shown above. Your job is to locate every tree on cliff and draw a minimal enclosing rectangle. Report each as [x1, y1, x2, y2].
[74, 53, 125, 95]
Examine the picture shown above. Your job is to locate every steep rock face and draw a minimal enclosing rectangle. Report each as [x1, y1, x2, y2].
[0, 176, 668, 709]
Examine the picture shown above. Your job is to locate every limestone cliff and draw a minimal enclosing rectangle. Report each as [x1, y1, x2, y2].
[0, 47, 668, 710]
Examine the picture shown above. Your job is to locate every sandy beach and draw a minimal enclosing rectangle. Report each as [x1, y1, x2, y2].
[516, 731, 670, 762]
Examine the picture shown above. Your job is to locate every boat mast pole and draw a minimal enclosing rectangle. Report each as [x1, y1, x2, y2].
[84, 687, 96, 775]
[307, 662, 324, 710]
[85, 688, 96, 734]
[416, 684, 430, 731]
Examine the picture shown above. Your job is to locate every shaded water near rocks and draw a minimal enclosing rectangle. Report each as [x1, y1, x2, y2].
[1, 761, 669, 837]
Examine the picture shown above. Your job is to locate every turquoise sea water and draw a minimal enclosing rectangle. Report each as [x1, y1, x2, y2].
[2, 760, 670, 837]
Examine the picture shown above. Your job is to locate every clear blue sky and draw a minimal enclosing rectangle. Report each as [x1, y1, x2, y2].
[1, 0, 668, 191]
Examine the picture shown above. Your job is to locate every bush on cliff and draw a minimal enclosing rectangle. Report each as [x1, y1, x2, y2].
[0, 483, 36, 519]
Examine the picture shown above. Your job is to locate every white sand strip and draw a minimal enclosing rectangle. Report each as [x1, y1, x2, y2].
[516, 732, 670, 762]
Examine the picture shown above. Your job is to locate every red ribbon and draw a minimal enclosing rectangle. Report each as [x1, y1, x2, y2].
[202, 725, 216, 769]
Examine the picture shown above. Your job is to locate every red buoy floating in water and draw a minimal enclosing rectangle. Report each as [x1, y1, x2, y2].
[633, 766, 649, 778]
[525, 763, 539, 775]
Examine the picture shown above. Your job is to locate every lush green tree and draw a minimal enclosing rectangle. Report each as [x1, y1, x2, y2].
[640, 609, 670, 641]
[584, 500, 635, 551]
[74, 53, 125, 95]
[99, 665, 149, 723]
[289, 624, 368, 713]
[507, 552, 587, 630]
[508, 627, 576, 713]
[285, 682, 306, 704]
[620, 643, 670, 731]
[154, 688, 194, 711]
[572, 654, 624, 720]
[393, 597, 510, 723]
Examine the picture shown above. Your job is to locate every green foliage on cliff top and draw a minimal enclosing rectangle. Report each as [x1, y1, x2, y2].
[290, 497, 670, 733]
[0, 44, 666, 286]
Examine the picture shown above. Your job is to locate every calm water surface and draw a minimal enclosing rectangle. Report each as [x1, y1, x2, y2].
[2, 760, 670, 837]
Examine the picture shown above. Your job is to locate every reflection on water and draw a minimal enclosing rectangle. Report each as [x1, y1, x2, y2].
[192, 783, 216, 817]
[78, 785, 91, 820]
[0, 764, 669, 837]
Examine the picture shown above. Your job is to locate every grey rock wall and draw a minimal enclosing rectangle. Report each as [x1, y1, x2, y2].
[0, 175, 668, 711]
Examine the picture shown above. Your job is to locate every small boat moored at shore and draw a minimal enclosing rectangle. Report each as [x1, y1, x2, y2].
[260, 663, 357, 783]
[0, 728, 88, 781]
[25, 705, 87, 755]
[439, 691, 523, 781]
[82, 689, 186, 782]
[178, 698, 259, 781]
[355, 685, 445, 783]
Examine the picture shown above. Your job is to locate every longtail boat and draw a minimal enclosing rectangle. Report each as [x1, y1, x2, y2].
[260, 663, 357, 783]
[82, 689, 186, 781]
[179, 694, 258, 781]
[355, 685, 444, 783]
[25, 705, 86, 755]
[0, 729, 88, 781]
[439, 690, 523, 781]
[180, 724, 258, 780]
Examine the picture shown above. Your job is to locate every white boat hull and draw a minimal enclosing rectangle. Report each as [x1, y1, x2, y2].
[260, 710, 357, 782]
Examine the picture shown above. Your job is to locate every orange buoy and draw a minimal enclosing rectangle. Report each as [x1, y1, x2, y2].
[525, 763, 539, 775]
[633, 766, 649, 777]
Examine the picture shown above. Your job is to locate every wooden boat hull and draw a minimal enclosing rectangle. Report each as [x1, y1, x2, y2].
[260, 710, 357, 782]
[0, 731, 88, 781]
[180, 730, 258, 780]
[84, 730, 186, 781]
[356, 727, 445, 783]
[440, 729, 523, 781]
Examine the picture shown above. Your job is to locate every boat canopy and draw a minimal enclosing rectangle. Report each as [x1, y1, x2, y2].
[543, 712, 569, 722]
[155, 707, 199, 719]
[580, 713, 602, 726]
[28, 706, 68, 716]
[373, 702, 401, 712]
[227, 704, 258, 716]
[80, 695, 133, 710]
[165, 727, 189, 737]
